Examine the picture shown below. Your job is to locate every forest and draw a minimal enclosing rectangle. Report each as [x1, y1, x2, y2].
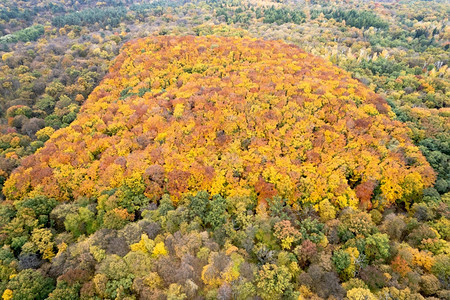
[0, 0, 448, 299]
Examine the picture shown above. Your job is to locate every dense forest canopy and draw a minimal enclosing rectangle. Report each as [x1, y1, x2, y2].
[5, 36, 435, 209]
[0, 0, 448, 299]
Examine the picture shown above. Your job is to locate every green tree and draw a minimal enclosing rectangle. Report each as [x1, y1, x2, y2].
[187, 191, 209, 222]
[431, 254, 449, 282]
[6, 269, 54, 300]
[64, 207, 97, 237]
[365, 233, 390, 262]
[206, 194, 227, 229]
[158, 194, 174, 216]
[332, 249, 351, 276]
[16, 195, 57, 226]
[47, 282, 80, 300]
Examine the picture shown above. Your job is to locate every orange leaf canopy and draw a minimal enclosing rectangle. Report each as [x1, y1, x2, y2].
[4, 36, 435, 209]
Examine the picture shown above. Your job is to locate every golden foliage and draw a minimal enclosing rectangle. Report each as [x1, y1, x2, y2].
[2, 289, 13, 300]
[4, 36, 435, 210]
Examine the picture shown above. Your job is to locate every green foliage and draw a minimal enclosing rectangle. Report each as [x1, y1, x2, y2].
[419, 142, 450, 194]
[6, 106, 33, 118]
[105, 275, 134, 299]
[117, 176, 150, 212]
[0, 25, 44, 44]
[0, 204, 16, 226]
[6, 269, 54, 300]
[332, 249, 351, 274]
[263, 7, 305, 25]
[317, 9, 389, 29]
[0, 6, 34, 23]
[64, 207, 98, 237]
[267, 197, 290, 220]
[431, 254, 450, 281]
[102, 209, 132, 230]
[164, 208, 187, 234]
[187, 191, 210, 222]
[298, 217, 325, 244]
[205, 194, 227, 229]
[359, 58, 405, 76]
[158, 194, 175, 216]
[0, 248, 15, 265]
[52, 7, 126, 28]
[99, 255, 130, 281]
[365, 233, 390, 262]
[16, 195, 57, 226]
[233, 281, 256, 299]
[0, 1, 448, 299]
[47, 282, 80, 300]
[215, 7, 253, 25]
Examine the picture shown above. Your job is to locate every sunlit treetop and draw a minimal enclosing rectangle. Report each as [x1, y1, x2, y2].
[4, 36, 435, 210]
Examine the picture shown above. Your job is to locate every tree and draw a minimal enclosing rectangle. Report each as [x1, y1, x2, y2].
[98, 255, 130, 281]
[152, 242, 168, 258]
[339, 209, 376, 238]
[365, 233, 390, 262]
[3, 36, 435, 217]
[273, 220, 301, 250]
[64, 207, 98, 237]
[256, 263, 292, 300]
[201, 251, 231, 286]
[117, 174, 150, 212]
[420, 274, 440, 296]
[188, 191, 209, 223]
[306, 264, 345, 299]
[158, 194, 175, 216]
[22, 228, 55, 261]
[359, 266, 386, 291]
[166, 283, 187, 300]
[381, 214, 406, 241]
[391, 255, 411, 277]
[205, 194, 227, 230]
[431, 254, 449, 282]
[407, 224, 439, 247]
[299, 217, 325, 244]
[318, 199, 336, 221]
[21, 118, 45, 138]
[47, 282, 80, 300]
[295, 239, 317, 268]
[342, 278, 369, 291]
[347, 288, 377, 300]
[16, 195, 57, 226]
[5, 269, 54, 300]
[332, 249, 351, 279]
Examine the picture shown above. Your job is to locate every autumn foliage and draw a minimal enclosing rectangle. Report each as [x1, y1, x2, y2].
[4, 36, 435, 210]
